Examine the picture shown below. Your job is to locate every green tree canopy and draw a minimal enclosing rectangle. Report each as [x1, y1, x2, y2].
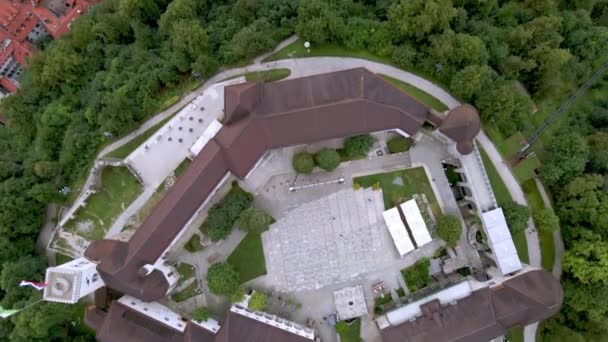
[534, 208, 560, 233]
[292, 152, 315, 174]
[230, 287, 245, 303]
[248, 292, 267, 311]
[206, 263, 240, 296]
[10, 302, 93, 342]
[450, 65, 497, 101]
[0, 256, 46, 308]
[562, 235, 608, 286]
[237, 207, 272, 234]
[502, 201, 531, 235]
[314, 148, 341, 171]
[192, 307, 211, 322]
[541, 131, 590, 188]
[203, 184, 253, 241]
[295, 0, 345, 43]
[436, 215, 462, 247]
[587, 132, 608, 174]
[388, 0, 458, 41]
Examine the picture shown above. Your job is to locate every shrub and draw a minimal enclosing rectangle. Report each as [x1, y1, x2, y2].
[534, 208, 559, 233]
[502, 201, 531, 235]
[248, 292, 267, 311]
[436, 215, 462, 247]
[343, 134, 375, 159]
[192, 307, 210, 322]
[387, 136, 413, 154]
[207, 262, 240, 296]
[292, 152, 315, 174]
[314, 148, 341, 171]
[202, 184, 253, 241]
[353, 183, 361, 191]
[230, 287, 245, 303]
[184, 234, 203, 253]
[372, 182, 381, 190]
[238, 207, 272, 234]
[401, 258, 430, 292]
[392, 44, 417, 69]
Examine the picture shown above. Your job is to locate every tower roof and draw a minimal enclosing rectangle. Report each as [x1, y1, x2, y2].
[439, 104, 481, 155]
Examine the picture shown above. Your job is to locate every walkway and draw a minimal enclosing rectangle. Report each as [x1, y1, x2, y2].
[476, 131, 541, 268]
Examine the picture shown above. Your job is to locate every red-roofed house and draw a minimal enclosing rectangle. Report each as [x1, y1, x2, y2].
[0, 0, 100, 95]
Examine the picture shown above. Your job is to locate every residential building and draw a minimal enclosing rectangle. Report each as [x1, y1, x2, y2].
[0, 0, 99, 94]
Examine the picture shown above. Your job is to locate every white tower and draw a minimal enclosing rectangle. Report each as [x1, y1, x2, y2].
[43, 257, 104, 304]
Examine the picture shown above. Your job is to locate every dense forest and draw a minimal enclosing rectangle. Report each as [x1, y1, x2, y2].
[292, 1, 608, 340]
[0, 0, 607, 340]
[0, 0, 298, 340]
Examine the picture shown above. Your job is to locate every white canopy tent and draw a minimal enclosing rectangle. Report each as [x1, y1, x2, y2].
[382, 207, 415, 256]
[400, 199, 432, 247]
[188, 119, 223, 158]
[481, 208, 522, 275]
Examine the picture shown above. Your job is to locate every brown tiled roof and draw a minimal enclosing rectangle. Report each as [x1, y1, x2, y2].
[439, 104, 481, 155]
[214, 310, 311, 342]
[85, 302, 186, 342]
[88, 68, 448, 302]
[380, 270, 562, 342]
[85, 302, 307, 342]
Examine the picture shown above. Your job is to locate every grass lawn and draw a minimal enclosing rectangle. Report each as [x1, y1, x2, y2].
[55, 253, 73, 265]
[227, 233, 267, 283]
[513, 154, 541, 183]
[387, 136, 414, 154]
[106, 114, 175, 159]
[479, 148, 529, 263]
[264, 38, 392, 64]
[336, 319, 362, 342]
[523, 180, 555, 272]
[354, 167, 442, 217]
[499, 132, 527, 158]
[176, 262, 195, 280]
[245, 68, 291, 82]
[507, 327, 524, 342]
[175, 262, 196, 288]
[401, 258, 431, 292]
[63, 167, 142, 241]
[479, 148, 511, 206]
[174, 159, 191, 178]
[172, 281, 201, 302]
[380, 75, 449, 112]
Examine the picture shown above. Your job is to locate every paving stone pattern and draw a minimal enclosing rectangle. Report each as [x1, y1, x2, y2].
[263, 188, 398, 292]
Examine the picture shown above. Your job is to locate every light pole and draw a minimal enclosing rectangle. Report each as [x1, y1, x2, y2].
[304, 41, 311, 54]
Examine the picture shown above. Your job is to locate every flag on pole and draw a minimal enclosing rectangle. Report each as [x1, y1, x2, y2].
[0, 306, 20, 319]
[19, 280, 48, 291]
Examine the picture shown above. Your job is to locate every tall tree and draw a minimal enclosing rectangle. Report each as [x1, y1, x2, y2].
[388, 0, 458, 41]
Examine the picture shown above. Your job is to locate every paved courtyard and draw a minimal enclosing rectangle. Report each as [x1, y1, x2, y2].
[262, 188, 400, 292]
[126, 77, 244, 188]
